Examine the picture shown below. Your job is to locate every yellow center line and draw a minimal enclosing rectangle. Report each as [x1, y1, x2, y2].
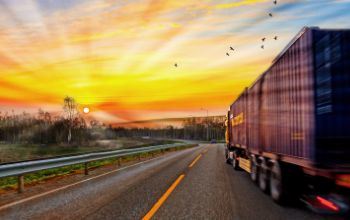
[142, 174, 185, 220]
[202, 149, 208, 154]
[188, 154, 202, 168]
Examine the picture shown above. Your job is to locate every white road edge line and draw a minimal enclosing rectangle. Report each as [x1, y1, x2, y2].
[0, 147, 198, 212]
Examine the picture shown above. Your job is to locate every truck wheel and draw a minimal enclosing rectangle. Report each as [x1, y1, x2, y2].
[270, 160, 285, 203]
[270, 161, 301, 204]
[232, 151, 240, 170]
[225, 148, 231, 164]
[258, 158, 269, 193]
[250, 155, 258, 182]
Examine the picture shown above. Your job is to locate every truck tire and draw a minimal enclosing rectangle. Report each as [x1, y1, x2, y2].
[250, 155, 258, 182]
[270, 160, 285, 203]
[232, 151, 240, 170]
[225, 148, 231, 164]
[258, 158, 269, 193]
[270, 161, 302, 204]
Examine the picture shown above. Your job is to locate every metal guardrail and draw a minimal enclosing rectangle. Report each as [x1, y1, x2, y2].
[0, 143, 192, 193]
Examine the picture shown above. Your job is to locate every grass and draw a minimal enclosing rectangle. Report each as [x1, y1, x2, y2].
[0, 138, 178, 164]
[0, 144, 197, 191]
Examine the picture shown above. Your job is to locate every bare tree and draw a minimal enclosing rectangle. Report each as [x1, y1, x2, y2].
[63, 96, 79, 143]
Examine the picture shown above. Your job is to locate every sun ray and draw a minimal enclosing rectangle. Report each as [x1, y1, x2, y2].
[0, 0, 349, 122]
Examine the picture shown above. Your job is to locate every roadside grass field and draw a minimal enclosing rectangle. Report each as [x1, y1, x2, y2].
[0, 141, 196, 192]
[0, 138, 177, 164]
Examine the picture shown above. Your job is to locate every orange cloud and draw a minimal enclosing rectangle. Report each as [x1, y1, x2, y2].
[214, 0, 269, 9]
[0, 0, 319, 123]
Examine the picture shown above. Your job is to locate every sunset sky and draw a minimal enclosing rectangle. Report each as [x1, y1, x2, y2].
[0, 0, 349, 124]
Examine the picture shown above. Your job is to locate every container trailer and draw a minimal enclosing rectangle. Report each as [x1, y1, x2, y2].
[225, 27, 350, 214]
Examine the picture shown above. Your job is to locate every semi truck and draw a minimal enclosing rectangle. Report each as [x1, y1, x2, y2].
[225, 27, 350, 214]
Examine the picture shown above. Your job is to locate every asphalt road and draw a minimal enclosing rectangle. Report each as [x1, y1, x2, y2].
[0, 144, 341, 220]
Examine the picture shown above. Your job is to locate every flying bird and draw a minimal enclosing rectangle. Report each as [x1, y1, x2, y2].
[230, 46, 235, 51]
[174, 63, 178, 67]
[261, 45, 264, 49]
[269, 13, 273, 17]
[262, 37, 266, 42]
[226, 52, 230, 56]
[273, 0, 277, 5]
[274, 36, 278, 40]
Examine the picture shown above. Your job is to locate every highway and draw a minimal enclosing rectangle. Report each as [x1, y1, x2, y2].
[0, 144, 341, 220]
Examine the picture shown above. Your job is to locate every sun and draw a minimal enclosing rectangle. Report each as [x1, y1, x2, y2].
[83, 107, 90, 114]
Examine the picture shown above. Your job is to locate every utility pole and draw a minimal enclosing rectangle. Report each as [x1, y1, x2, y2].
[201, 108, 209, 141]
[184, 115, 192, 140]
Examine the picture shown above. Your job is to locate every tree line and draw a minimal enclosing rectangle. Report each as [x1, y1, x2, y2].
[0, 97, 225, 145]
[0, 97, 89, 145]
[109, 116, 225, 141]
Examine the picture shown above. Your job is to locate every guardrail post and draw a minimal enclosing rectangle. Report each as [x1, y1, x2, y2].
[117, 158, 121, 167]
[84, 162, 89, 175]
[18, 175, 24, 193]
[138, 154, 141, 161]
